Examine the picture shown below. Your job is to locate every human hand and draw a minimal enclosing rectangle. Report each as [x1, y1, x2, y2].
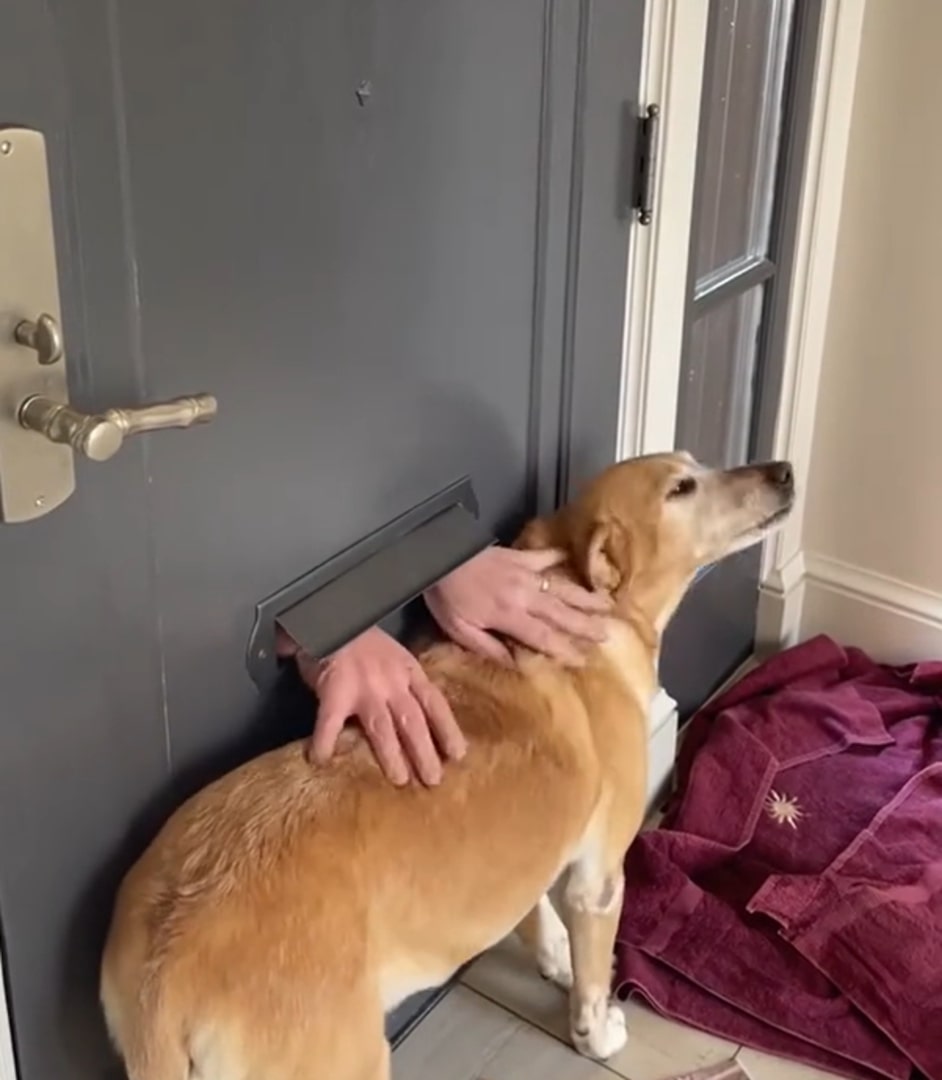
[276, 625, 466, 786]
[424, 546, 611, 666]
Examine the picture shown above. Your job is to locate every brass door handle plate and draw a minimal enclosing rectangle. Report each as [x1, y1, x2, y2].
[1, 126, 218, 523]
[18, 394, 219, 463]
[0, 126, 74, 523]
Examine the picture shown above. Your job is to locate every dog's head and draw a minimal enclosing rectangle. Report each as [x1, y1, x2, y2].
[529, 452, 795, 634]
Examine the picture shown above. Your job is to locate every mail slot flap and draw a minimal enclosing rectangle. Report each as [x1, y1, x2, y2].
[246, 477, 490, 687]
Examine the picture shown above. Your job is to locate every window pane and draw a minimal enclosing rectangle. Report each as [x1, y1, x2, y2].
[675, 287, 764, 467]
[693, 0, 794, 286]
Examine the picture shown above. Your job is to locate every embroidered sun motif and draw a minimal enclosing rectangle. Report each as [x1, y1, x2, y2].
[765, 789, 804, 829]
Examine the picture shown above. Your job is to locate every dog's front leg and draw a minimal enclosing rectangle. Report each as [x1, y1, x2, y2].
[561, 860, 627, 1060]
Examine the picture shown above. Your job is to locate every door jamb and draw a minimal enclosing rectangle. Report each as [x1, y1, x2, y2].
[0, 942, 17, 1080]
[618, 0, 709, 459]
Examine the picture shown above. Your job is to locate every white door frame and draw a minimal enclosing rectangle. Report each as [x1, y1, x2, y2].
[0, 958, 15, 1080]
[619, 0, 709, 461]
[618, 0, 868, 652]
[618, 0, 710, 782]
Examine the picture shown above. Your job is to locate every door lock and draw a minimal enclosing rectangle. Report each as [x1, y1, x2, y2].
[0, 125, 218, 524]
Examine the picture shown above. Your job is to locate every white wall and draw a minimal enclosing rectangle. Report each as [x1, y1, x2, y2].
[799, 0, 942, 659]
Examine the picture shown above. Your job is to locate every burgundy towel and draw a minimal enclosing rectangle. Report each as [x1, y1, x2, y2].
[614, 635, 942, 1080]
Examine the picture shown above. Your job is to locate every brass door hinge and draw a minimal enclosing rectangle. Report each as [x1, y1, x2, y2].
[632, 104, 660, 226]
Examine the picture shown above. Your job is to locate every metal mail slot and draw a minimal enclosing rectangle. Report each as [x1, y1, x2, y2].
[246, 477, 491, 687]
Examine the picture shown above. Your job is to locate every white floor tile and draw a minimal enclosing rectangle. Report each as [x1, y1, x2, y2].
[393, 985, 615, 1080]
[463, 936, 741, 1080]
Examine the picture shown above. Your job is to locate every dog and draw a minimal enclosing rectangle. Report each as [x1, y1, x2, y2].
[101, 452, 794, 1080]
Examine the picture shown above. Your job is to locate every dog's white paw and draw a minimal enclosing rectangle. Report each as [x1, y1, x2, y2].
[536, 930, 573, 990]
[571, 998, 628, 1060]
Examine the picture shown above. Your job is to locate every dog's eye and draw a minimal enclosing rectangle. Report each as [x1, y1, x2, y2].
[667, 476, 697, 499]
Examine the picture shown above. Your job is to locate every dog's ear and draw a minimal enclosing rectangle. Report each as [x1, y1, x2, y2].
[584, 520, 631, 592]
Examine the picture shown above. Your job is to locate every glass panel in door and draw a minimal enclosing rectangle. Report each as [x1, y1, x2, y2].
[676, 286, 765, 468]
[693, 0, 795, 290]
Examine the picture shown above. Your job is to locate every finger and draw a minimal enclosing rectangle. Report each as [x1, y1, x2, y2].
[274, 624, 300, 658]
[414, 679, 466, 761]
[444, 616, 514, 665]
[532, 593, 608, 643]
[296, 652, 323, 687]
[362, 707, 411, 786]
[506, 613, 586, 667]
[393, 697, 444, 787]
[310, 682, 354, 764]
[549, 577, 614, 613]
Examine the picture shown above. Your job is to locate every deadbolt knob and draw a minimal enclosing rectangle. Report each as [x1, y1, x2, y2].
[14, 313, 64, 366]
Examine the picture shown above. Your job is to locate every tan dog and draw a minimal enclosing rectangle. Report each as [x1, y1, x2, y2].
[101, 453, 794, 1080]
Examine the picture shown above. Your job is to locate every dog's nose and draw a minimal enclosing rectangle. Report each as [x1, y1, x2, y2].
[765, 461, 794, 490]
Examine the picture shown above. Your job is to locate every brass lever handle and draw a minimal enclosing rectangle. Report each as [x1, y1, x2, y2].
[18, 393, 218, 462]
[15, 313, 64, 365]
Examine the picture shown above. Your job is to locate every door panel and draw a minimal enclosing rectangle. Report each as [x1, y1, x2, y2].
[0, 3, 644, 1077]
[122, 1, 553, 775]
[676, 284, 766, 468]
[661, 0, 820, 718]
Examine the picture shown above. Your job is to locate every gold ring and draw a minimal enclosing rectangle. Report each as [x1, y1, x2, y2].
[539, 575, 550, 593]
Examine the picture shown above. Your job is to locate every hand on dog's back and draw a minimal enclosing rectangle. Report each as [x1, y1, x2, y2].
[279, 545, 611, 788]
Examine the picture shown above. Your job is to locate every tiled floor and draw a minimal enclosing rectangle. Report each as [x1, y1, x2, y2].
[392, 934, 843, 1080]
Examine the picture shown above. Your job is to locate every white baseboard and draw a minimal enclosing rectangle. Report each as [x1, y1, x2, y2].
[757, 549, 807, 653]
[760, 551, 942, 663]
[800, 555, 942, 663]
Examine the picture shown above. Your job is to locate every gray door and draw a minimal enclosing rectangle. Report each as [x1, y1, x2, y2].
[660, 0, 821, 717]
[0, 2, 644, 1077]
